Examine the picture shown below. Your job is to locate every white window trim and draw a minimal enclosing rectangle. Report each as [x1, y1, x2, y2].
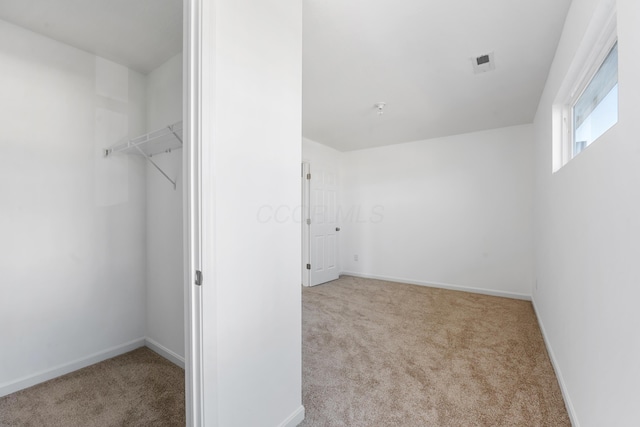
[565, 34, 617, 160]
[552, 0, 617, 172]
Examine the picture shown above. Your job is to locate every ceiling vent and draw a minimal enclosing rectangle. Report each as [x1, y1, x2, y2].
[472, 51, 496, 74]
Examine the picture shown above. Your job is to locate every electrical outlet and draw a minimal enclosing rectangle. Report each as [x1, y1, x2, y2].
[354, 254, 359, 261]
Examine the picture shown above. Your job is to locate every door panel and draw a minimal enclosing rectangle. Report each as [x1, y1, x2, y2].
[310, 168, 339, 286]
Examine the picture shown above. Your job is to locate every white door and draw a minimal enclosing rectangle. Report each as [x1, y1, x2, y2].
[309, 167, 339, 286]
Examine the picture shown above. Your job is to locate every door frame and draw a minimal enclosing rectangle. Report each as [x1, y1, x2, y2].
[302, 162, 311, 287]
[183, 0, 211, 425]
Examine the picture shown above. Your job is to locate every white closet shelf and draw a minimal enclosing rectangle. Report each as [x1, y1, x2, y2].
[105, 121, 183, 158]
[104, 121, 183, 189]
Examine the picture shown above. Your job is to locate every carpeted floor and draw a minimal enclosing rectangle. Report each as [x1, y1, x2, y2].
[1, 276, 570, 427]
[300, 275, 571, 427]
[0, 347, 185, 427]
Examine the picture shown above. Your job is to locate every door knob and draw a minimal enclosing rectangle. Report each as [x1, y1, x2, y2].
[336, 227, 341, 231]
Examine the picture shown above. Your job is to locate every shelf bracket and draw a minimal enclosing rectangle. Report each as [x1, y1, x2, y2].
[169, 124, 183, 145]
[103, 121, 182, 190]
[132, 144, 177, 190]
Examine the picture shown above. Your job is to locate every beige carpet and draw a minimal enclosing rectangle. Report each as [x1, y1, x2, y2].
[0, 347, 185, 427]
[0, 277, 569, 427]
[301, 275, 570, 426]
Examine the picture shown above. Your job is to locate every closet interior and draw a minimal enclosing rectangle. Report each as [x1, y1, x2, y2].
[0, 0, 186, 398]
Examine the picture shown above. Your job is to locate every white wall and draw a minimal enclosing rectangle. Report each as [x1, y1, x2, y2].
[303, 137, 342, 170]
[203, 0, 303, 425]
[340, 125, 535, 298]
[0, 20, 147, 395]
[145, 53, 184, 362]
[533, 0, 640, 425]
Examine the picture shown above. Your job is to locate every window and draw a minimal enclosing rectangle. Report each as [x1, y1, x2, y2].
[572, 42, 618, 157]
[552, 1, 617, 172]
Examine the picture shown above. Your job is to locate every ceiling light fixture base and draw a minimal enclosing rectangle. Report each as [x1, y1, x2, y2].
[374, 102, 386, 115]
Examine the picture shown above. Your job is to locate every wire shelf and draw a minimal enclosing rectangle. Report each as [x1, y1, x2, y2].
[105, 121, 183, 158]
[104, 121, 183, 189]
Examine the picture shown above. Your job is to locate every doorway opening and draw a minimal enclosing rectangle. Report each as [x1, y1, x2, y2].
[0, 0, 197, 423]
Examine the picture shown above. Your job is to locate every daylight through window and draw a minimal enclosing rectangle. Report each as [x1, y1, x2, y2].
[572, 42, 618, 157]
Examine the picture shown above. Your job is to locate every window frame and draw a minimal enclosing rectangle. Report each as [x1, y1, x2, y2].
[565, 36, 618, 160]
[553, 1, 618, 172]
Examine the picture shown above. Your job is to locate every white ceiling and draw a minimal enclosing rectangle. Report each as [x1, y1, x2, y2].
[0, 0, 182, 74]
[0, 1, 571, 150]
[303, 0, 572, 151]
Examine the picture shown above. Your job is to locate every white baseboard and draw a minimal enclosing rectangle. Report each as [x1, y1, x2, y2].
[0, 337, 145, 398]
[144, 337, 185, 369]
[278, 405, 305, 427]
[341, 271, 532, 301]
[531, 298, 579, 426]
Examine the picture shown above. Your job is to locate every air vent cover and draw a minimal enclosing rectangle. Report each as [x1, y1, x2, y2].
[476, 55, 490, 65]
[472, 51, 496, 74]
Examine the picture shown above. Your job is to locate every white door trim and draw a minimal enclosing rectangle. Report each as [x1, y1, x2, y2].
[183, 0, 211, 425]
[302, 162, 311, 287]
[198, 0, 218, 424]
